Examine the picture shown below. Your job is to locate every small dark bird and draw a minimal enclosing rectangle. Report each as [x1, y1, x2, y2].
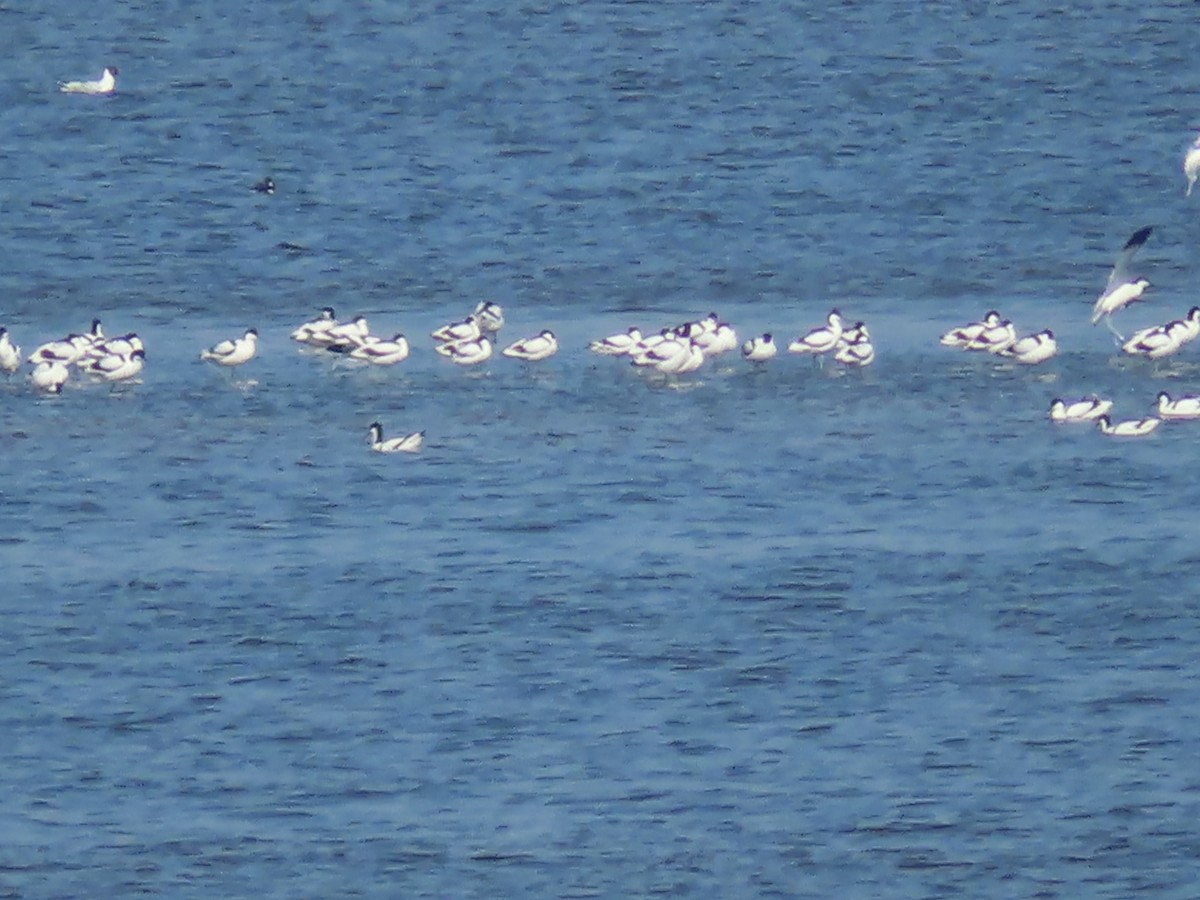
[253, 177, 275, 195]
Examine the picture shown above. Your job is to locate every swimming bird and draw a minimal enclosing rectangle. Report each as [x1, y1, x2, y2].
[742, 333, 777, 363]
[590, 327, 643, 356]
[1092, 226, 1153, 330]
[59, 67, 118, 94]
[200, 329, 258, 366]
[435, 335, 492, 366]
[1096, 415, 1160, 437]
[0, 328, 21, 375]
[473, 301, 505, 334]
[432, 315, 481, 344]
[1049, 397, 1113, 423]
[1186, 137, 1200, 197]
[254, 177, 275, 195]
[290, 307, 337, 344]
[349, 333, 410, 365]
[966, 316, 1017, 353]
[502, 330, 559, 362]
[82, 348, 146, 382]
[30, 361, 69, 393]
[368, 422, 424, 453]
[940, 311, 1003, 348]
[1000, 329, 1057, 364]
[1157, 392, 1200, 420]
[788, 310, 844, 355]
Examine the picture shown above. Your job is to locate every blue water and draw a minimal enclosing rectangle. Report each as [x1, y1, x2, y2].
[4, 1, 1200, 897]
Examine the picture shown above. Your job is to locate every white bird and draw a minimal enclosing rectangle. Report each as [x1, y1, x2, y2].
[1096, 415, 1160, 437]
[0, 327, 21, 375]
[966, 317, 1017, 353]
[1121, 319, 1189, 359]
[201, 329, 258, 366]
[742, 333, 777, 363]
[1092, 226, 1153, 328]
[435, 335, 492, 366]
[695, 322, 738, 357]
[838, 322, 871, 347]
[941, 311, 1002, 348]
[59, 66, 118, 95]
[28, 320, 104, 366]
[290, 307, 337, 344]
[788, 310, 844, 355]
[1049, 397, 1113, 423]
[1157, 392, 1200, 420]
[432, 315, 481, 343]
[82, 349, 146, 382]
[502, 330, 558, 362]
[654, 338, 705, 375]
[474, 301, 505, 334]
[1000, 329, 1057, 364]
[368, 422, 424, 453]
[1185, 136, 1200, 197]
[349, 333, 410, 365]
[590, 327, 643, 356]
[318, 315, 371, 350]
[85, 332, 143, 362]
[631, 333, 688, 368]
[30, 361, 69, 393]
[833, 339, 875, 367]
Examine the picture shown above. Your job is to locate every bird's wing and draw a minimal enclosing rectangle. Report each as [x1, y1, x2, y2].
[1106, 225, 1153, 289]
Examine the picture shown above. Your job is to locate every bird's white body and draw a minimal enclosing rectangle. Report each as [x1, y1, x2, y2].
[941, 312, 1002, 348]
[60, 67, 117, 94]
[1096, 415, 1160, 437]
[833, 338, 875, 367]
[369, 422, 423, 453]
[83, 349, 145, 382]
[502, 330, 558, 362]
[1049, 397, 1113, 423]
[201, 329, 258, 367]
[695, 322, 738, 356]
[474, 302, 505, 334]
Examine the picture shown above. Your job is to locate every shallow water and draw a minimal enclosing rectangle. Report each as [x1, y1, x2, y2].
[4, 1, 1200, 897]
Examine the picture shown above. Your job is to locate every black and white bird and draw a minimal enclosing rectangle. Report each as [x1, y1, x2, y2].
[742, 333, 777, 363]
[349, 334, 410, 365]
[435, 335, 492, 366]
[999, 329, 1057, 364]
[30, 360, 69, 393]
[253, 177, 276, 195]
[502, 330, 559, 362]
[432, 315, 482, 344]
[941, 311, 1003, 348]
[787, 310, 844, 355]
[368, 422, 424, 453]
[1049, 397, 1113, 423]
[82, 348, 146, 382]
[590, 327, 643, 356]
[1157, 392, 1200, 421]
[473, 301, 505, 334]
[291, 307, 337, 344]
[0, 327, 21, 375]
[1092, 226, 1153, 332]
[200, 329, 258, 367]
[1096, 415, 1160, 437]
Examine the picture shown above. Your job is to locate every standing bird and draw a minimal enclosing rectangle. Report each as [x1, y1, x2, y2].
[59, 66, 118, 94]
[31, 361, 69, 394]
[1000, 329, 1057, 365]
[787, 310, 844, 356]
[201, 329, 259, 367]
[1092, 226, 1153, 334]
